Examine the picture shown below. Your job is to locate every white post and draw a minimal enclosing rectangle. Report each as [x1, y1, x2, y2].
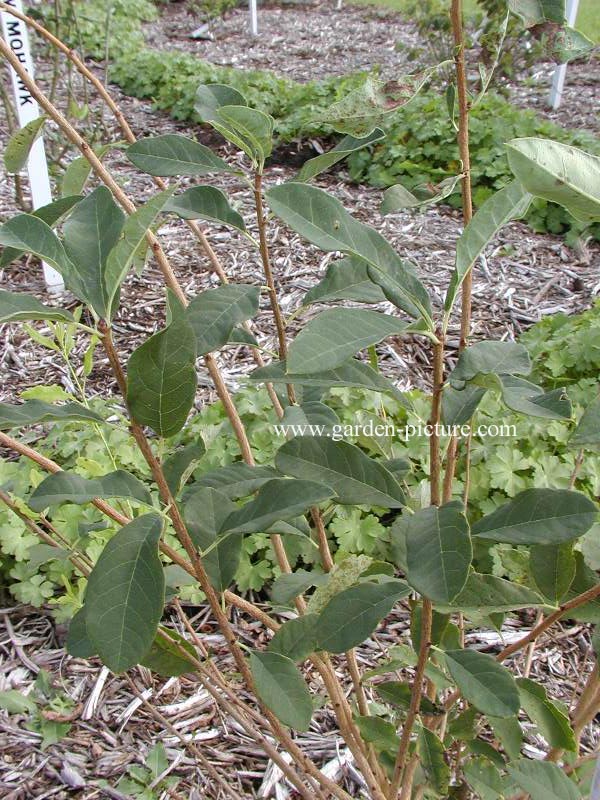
[1, 0, 63, 294]
[548, 0, 580, 110]
[249, 0, 258, 36]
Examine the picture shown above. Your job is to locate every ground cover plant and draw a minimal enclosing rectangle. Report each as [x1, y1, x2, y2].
[32, 0, 600, 241]
[0, 0, 599, 798]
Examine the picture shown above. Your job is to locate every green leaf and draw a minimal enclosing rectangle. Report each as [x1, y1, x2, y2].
[303, 256, 387, 306]
[381, 175, 461, 214]
[506, 138, 600, 223]
[146, 742, 168, 780]
[442, 385, 487, 426]
[250, 358, 408, 402]
[530, 543, 575, 603]
[66, 607, 96, 658]
[140, 628, 196, 676]
[183, 486, 241, 591]
[4, 116, 46, 173]
[445, 181, 532, 313]
[288, 308, 408, 373]
[317, 73, 434, 137]
[570, 395, 600, 449]
[220, 478, 334, 535]
[61, 145, 110, 196]
[0, 689, 37, 714]
[316, 579, 410, 653]
[0, 214, 76, 286]
[29, 469, 151, 511]
[444, 649, 520, 718]
[355, 716, 399, 751]
[270, 569, 328, 606]
[195, 463, 280, 499]
[163, 441, 206, 496]
[405, 502, 472, 604]
[449, 341, 531, 386]
[0, 195, 82, 269]
[268, 614, 319, 662]
[266, 183, 431, 323]
[165, 185, 245, 231]
[195, 83, 247, 119]
[249, 650, 312, 730]
[508, 0, 565, 26]
[206, 105, 273, 166]
[186, 284, 260, 355]
[488, 715, 523, 759]
[0, 400, 104, 430]
[507, 759, 581, 800]
[127, 292, 197, 437]
[62, 186, 125, 318]
[275, 436, 405, 508]
[499, 375, 572, 420]
[464, 757, 504, 800]
[471, 488, 598, 546]
[280, 402, 339, 433]
[105, 190, 174, 317]
[417, 727, 450, 795]
[517, 677, 576, 751]
[126, 134, 233, 176]
[374, 681, 442, 715]
[85, 514, 165, 672]
[296, 129, 385, 182]
[440, 572, 544, 613]
[0, 290, 73, 324]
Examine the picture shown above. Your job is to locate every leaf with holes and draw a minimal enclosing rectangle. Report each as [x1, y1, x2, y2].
[4, 116, 46, 173]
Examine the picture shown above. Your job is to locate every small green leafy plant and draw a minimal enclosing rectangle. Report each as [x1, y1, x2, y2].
[0, 1, 599, 798]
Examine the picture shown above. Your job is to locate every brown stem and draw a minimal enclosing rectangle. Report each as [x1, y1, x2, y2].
[253, 172, 296, 405]
[429, 334, 445, 507]
[390, 598, 433, 797]
[442, 0, 475, 496]
[450, 0, 474, 347]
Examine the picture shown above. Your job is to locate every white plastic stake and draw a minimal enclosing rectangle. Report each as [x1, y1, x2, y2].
[1, 0, 64, 294]
[249, 0, 258, 36]
[548, 0, 580, 110]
